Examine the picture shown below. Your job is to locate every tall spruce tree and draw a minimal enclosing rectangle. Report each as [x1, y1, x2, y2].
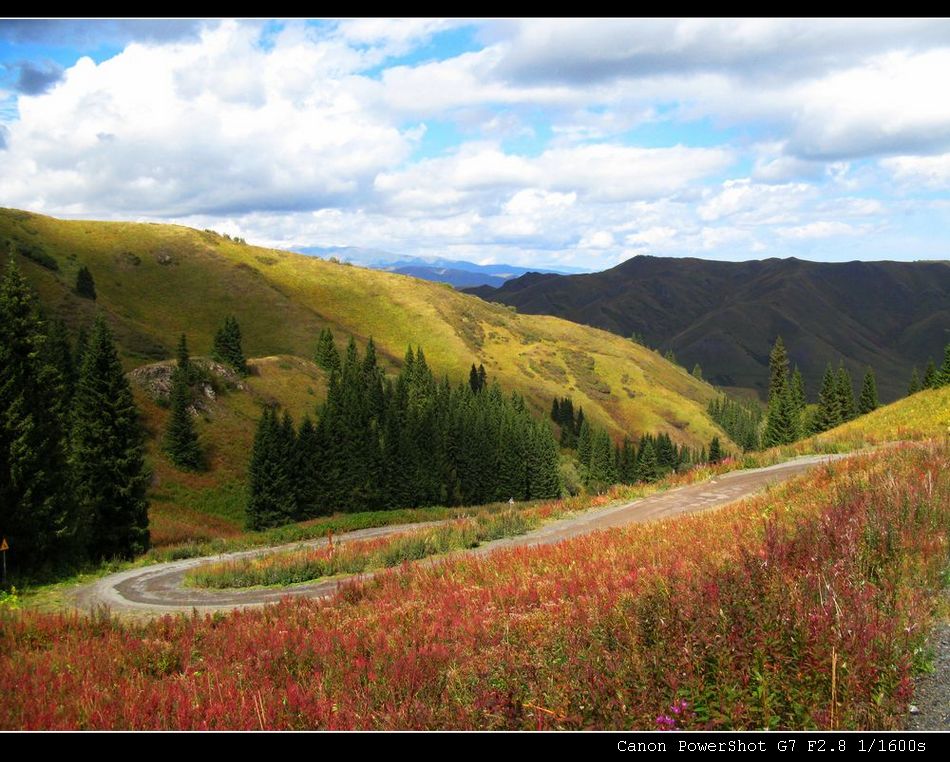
[71, 315, 150, 560]
[637, 438, 660, 482]
[857, 368, 879, 415]
[767, 336, 790, 405]
[0, 260, 77, 572]
[763, 336, 800, 446]
[708, 436, 723, 464]
[835, 365, 856, 422]
[814, 364, 841, 433]
[246, 407, 297, 530]
[75, 265, 96, 300]
[163, 335, 203, 471]
[763, 386, 800, 447]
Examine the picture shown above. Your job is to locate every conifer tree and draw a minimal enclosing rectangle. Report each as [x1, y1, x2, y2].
[163, 335, 203, 471]
[246, 407, 297, 530]
[923, 359, 937, 389]
[708, 436, 723, 464]
[470, 364, 484, 394]
[314, 328, 340, 373]
[814, 364, 841, 433]
[857, 368, 879, 415]
[212, 316, 247, 375]
[587, 428, 618, 491]
[835, 365, 856, 421]
[71, 315, 150, 560]
[767, 336, 790, 405]
[75, 265, 96, 300]
[617, 437, 637, 483]
[763, 387, 799, 447]
[691, 363, 703, 380]
[576, 418, 592, 468]
[637, 438, 659, 482]
[908, 367, 921, 396]
[43, 317, 77, 403]
[939, 344, 950, 387]
[791, 366, 806, 412]
[477, 364, 487, 391]
[0, 260, 76, 571]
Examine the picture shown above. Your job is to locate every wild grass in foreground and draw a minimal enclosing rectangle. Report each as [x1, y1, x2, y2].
[0, 441, 945, 730]
[185, 510, 535, 589]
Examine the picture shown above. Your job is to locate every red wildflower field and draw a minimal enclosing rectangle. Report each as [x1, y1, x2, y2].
[1, 441, 946, 730]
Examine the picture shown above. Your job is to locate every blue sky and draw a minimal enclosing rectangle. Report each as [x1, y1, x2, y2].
[1, 18, 949, 270]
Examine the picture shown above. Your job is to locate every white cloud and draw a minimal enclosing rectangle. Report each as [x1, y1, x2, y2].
[698, 179, 813, 224]
[778, 221, 863, 239]
[882, 152, 950, 188]
[0, 21, 410, 216]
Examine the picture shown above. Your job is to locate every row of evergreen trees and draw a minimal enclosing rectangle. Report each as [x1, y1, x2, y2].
[761, 336, 881, 446]
[247, 338, 561, 530]
[0, 260, 149, 576]
[707, 396, 762, 451]
[551, 395, 709, 491]
[908, 344, 950, 394]
[550, 396, 586, 448]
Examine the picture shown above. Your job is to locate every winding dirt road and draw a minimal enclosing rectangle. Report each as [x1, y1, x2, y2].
[73, 452, 849, 617]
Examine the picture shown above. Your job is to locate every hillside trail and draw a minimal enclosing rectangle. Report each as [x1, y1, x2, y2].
[73, 452, 850, 617]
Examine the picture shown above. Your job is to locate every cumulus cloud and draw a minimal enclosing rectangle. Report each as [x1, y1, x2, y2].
[0, 21, 410, 216]
[882, 152, 950, 188]
[0, 18, 947, 267]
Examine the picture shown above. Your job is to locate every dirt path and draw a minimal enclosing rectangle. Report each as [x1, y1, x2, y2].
[73, 452, 849, 617]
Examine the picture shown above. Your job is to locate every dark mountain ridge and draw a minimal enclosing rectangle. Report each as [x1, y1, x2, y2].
[465, 255, 950, 401]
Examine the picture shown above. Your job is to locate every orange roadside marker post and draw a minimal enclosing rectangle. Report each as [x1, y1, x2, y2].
[0, 537, 8, 586]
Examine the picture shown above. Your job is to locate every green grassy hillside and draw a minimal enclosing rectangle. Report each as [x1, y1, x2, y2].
[1, 207, 737, 546]
[0, 207, 726, 446]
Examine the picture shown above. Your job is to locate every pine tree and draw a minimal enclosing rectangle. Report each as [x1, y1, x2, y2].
[75, 265, 96, 300]
[923, 360, 937, 389]
[477, 364, 487, 392]
[691, 363, 703, 380]
[637, 438, 659, 482]
[814, 364, 841, 433]
[71, 315, 150, 560]
[857, 368, 879, 415]
[908, 367, 921, 396]
[576, 418, 592, 467]
[0, 260, 77, 572]
[835, 365, 856, 422]
[767, 336, 790, 405]
[763, 386, 799, 447]
[708, 436, 723, 464]
[43, 317, 77, 402]
[163, 336, 203, 471]
[790, 366, 806, 412]
[587, 429, 617, 491]
[212, 316, 247, 376]
[246, 407, 297, 530]
[314, 328, 340, 373]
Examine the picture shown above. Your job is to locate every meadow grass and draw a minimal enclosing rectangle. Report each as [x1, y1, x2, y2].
[2, 440, 945, 729]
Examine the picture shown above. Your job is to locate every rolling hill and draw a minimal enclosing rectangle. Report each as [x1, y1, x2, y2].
[465, 255, 950, 402]
[1, 208, 731, 542]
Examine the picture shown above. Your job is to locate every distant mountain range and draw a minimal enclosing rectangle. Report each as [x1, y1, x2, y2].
[293, 246, 581, 288]
[465, 255, 950, 402]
